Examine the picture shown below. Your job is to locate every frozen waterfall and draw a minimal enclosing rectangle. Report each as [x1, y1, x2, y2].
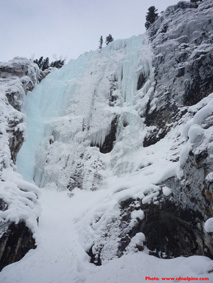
[16, 34, 153, 190]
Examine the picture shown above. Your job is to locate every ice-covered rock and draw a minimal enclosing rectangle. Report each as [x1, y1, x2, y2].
[143, 0, 213, 146]
[0, 57, 41, 270]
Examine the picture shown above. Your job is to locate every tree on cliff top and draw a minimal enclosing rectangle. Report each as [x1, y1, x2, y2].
[33, 57, 65, 71]
[145, 6, 158, 30]
[99, 36, 103, 49]
[106, 34, 114, 45]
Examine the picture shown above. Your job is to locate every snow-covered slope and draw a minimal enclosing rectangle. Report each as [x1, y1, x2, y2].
[1, 0, 213, 282]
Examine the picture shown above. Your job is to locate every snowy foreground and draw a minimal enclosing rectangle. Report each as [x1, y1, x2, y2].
[0, 188, 213, 283]
[1, 24, 213, 282]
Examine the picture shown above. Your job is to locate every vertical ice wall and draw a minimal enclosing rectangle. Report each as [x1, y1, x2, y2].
[17, 35, 154, 190]
[16, 56, 93, 181]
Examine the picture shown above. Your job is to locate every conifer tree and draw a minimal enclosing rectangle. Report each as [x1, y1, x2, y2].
[145, 6, 158, 30]
[99, 36, 103, 49]
[50, 59, 65, 69]
[106, 34, 114, 45]
[38, 56, 43, 68]
[34, 56, 65, 71]
[42, 57, 49, 71]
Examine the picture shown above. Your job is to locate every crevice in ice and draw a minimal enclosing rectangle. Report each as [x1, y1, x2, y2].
[90, 126, 112, 149]
[137, 71, 149, 91]
[90, 116, 118, 154]
[100, 116, 118, 153]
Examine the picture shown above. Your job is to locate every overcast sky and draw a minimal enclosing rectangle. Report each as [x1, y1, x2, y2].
[0, 0, 180, 63]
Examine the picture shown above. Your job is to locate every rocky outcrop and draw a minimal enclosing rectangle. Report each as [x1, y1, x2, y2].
[0, 57, 40, 271]
[0, 58, 39, 111]
[140, 0, 213, 260]
[0, 222, 36, 271]
[0, 58, 40, 162]
[88, 186, 213, 265]
[143, 0, 213, 146]
[87, 0, 213, 264]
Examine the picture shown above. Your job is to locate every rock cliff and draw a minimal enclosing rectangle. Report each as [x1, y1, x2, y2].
[0, 58, 40, 270]
[144, 0, 213, 146]
[85, 0, 213, 262]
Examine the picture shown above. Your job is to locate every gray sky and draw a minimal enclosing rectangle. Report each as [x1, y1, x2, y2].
[0, 0, 180, 63]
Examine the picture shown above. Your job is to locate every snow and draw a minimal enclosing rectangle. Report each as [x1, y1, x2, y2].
[162, 186, 172, 197]
[204, 218, 213, 233]
[183, 97, 213, 140]
[126, 232, 145, 253]
[131, 209, 144, 220]
[206, 172, 213, 183]
[0, 188, 212, 283]
[178, 92, 213, 177]
[0, 170, 40, 234]
[188, 124, 204, 144]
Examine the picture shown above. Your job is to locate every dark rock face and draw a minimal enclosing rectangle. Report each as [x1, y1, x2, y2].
[142, 0, 213, 145]
[100, 117, 118, 154]
[137, 72, 148, 91]
[120, 197, 213, 259]
[0, 222, 36, 271]
[0, 199, 8, 211]
[183, 52, 213, 106]
[141, 201, 212, 259]
[143, 104, 172, 147]
[7, 118, 25, 163]
[87, 245, 102, 266]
